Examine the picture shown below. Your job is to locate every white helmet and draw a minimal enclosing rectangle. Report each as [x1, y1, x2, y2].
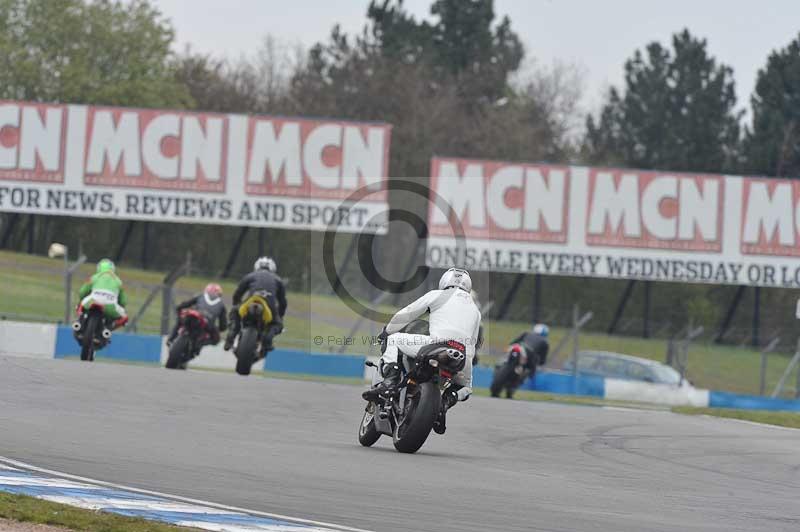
[254, 256, 277, 273]
[438, 268, 472, 292]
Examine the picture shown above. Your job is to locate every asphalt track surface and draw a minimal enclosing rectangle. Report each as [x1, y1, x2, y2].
[1, 355, 800, 532]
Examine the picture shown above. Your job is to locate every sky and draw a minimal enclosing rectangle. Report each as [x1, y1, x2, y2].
[152, 0, 800, 117]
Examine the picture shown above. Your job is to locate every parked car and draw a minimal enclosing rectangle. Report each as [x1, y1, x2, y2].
[563, 351, 688, 386]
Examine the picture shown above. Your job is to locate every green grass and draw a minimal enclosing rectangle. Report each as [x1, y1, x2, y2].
[1, 249, 797, 397]
[0, 492, 195, 531]
[673, 406, 800, 429]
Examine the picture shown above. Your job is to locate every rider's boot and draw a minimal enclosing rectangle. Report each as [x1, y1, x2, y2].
[434, 389, 459, 435]
[223, 333, 235, 351]
[361, 362, 401, 402]
[224, 312, 240, 351]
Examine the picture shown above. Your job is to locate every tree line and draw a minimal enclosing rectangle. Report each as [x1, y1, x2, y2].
[1, 0, 799, 343]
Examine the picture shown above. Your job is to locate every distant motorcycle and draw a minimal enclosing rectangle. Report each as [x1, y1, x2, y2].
[166, 309, 212, 370]
[490, 343, 530, 398]
[72, 299, 113, 361]
[358, 320, 466, 454]
[233, 291, 279, 375]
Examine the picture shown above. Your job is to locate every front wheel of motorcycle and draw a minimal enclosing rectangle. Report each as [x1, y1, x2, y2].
[235, 327, 258, 375]
[358, 403, 381, 447]
[166, 335, 190, 369]
[80, 314, 99, 362]
[392, 381, 440, 454]
[490, 362, 514, 398]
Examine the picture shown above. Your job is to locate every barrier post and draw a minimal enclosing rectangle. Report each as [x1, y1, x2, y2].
[679, 321, 703, 385]
[128, 253, 191, 334]
[63, 254, 87, 324]
[770, 338, 800, 398]
[759, 336, 780, 396]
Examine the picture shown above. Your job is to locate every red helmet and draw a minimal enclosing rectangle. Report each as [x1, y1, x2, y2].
[204, 283, 223, 297]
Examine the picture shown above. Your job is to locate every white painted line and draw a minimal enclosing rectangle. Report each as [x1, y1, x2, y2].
[39, 496, 241, 514]
[0, 456, 372, 532]
[177, 521, 344, 532]
[0, 476, 103, 489]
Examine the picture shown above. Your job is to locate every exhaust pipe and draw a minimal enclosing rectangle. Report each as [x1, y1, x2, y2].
[71, 321, 82, 331]
[101, 328, 112, 339]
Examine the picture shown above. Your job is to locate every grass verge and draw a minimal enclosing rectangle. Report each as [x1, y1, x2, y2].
[0, 492, 195, 531]
[672, 406, 800, 429]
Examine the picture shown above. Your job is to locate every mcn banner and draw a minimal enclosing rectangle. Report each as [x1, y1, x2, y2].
[0, 100, 391, 233]
[427, 157, 800, 288]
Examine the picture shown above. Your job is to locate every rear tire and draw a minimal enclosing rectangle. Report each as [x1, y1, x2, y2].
[490, 363, 514, 398]
[166, 335, 189, 369]
[235, 327, 258, 376]
[80, 314, 99, 362]
[358, 404, 381, 447]
[393, 381, 440, 454]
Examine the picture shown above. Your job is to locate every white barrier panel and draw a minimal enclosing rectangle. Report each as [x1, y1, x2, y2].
[604, 378, 710, 407]
[0, 321, 57, 359]
[159, 340, 251, 371]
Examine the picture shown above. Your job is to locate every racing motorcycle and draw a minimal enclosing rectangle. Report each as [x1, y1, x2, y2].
[165, 309, 212, 370]
[233, 291, 276, 375]
[72, 301, 113, 361]
[358, 320, 466, 454]
[490, 343, 530, 398]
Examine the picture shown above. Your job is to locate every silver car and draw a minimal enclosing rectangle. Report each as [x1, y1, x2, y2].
[563, 350, 685, 386]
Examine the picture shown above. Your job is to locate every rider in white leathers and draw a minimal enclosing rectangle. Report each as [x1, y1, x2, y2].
[363, 268, 481, 431]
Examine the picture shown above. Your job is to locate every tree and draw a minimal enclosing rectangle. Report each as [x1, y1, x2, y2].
[584, 29, 741, 173]
[176, 37, 299, 115]
[0, 0, 190, 108]
[744, 33, 800, 177]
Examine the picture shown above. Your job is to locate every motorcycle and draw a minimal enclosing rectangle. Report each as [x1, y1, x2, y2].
[233, 291, 278, 376]
[165, 309, 212, 370]
[72, 301, 114, 361]
[358, 321, 466, 454]
[490, 343, 530, 398]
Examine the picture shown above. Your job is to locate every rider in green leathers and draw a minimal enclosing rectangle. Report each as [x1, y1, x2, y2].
[77, 259, 129, 328]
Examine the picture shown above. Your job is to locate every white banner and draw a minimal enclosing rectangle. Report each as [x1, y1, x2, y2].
[427, 157, 800, 288]
[0, 100, 391, 233]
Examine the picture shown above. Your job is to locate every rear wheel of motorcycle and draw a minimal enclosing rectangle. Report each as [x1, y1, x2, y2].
[235, 327, 258, 375]
[392, 381, 440, 454]
[490, 363, 514, 398]
[166, 335, 189, 369]
[80, 315, 99, 362]
[358, 403, 381, 447]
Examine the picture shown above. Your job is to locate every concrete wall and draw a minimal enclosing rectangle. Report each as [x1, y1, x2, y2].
[0, 321, 56, 359]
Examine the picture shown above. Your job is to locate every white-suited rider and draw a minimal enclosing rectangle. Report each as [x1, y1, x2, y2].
[363, 267, 482, 433]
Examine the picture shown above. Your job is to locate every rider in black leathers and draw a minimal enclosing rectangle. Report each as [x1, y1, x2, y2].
[509, 323, 550, 375]
[223, 257, 287, 353]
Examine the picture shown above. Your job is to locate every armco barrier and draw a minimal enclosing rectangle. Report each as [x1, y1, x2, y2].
[605, 378, 710, 407]
[708, 391, 800, 411]
[265, 349, 366, 378]
[0, 321, 56, 359]
[523, 370, 606, 397]
[54, 325, 161, 363]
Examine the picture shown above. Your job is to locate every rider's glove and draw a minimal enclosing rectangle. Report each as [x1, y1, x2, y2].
[377, 327, 389, 342]
[377, 327, 389, 354]
[228, 308, 238, 321]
